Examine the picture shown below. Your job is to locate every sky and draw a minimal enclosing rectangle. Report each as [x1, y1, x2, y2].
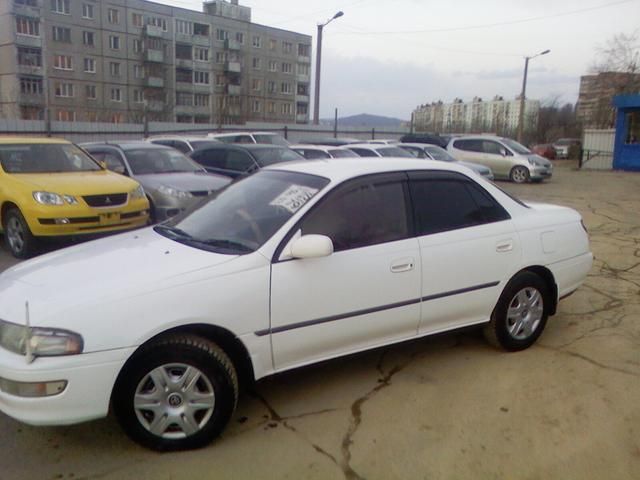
[162, 0, 640, 119]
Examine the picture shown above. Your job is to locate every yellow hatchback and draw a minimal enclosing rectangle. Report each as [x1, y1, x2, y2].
[0, 137, 149, 258]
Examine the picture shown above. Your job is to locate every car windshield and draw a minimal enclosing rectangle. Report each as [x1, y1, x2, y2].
[253, 134, 290, 146]
[125, 148, 204, 174]
[424, 146, 457, 162]
[377, 147, 415, 158]
[501, 138, 531, 154]
[155, 170, 329, 254]
[251, 147, 305, 167]
[329, 149, 359, 158]
[0, 144, 101, 173]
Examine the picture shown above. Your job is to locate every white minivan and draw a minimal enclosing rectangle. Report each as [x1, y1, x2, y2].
[447, 135, 553, 183]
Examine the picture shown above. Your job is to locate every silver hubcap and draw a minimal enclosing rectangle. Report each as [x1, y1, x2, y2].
[512, 168, 528, 183]
[134, 363, 215, 439]
[507, 287, 544, 340]
[6, 216, 25, 253]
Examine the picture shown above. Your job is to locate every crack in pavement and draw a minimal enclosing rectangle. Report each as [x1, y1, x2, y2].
[537, 344, 640, 378]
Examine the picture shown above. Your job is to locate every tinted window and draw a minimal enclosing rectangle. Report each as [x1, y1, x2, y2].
[297, 149, 330, 160]
[328, 149, 358, 158]
[191, 149, 227, 169]
[377, 147, 414, 158]
[226, 151, 256, 172]
[301, 176, 408, 252]
[482, 140, 505, 156]
[190, 140, 219, 150]
[172, 141, 191, 154]
[251, 147, 303, 166]
[453, 139, 482, 152]
[400, 146, 427, 158]
[423, 146, 456, 162]
[410, 172, 509, 236]
[501, 138, 531, 154]
[349, 148, 378, 157]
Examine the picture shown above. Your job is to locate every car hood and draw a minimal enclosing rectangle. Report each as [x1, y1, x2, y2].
[8, 170, 139, 194]
[135, 172, 230, 193]
[0, 228, 239, 325]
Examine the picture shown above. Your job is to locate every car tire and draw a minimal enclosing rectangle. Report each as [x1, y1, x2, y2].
[509, 166, 530, 184]
[3, 207, 38, 259]
[112, 334, 238, 451]
[483, 271, 550, 351]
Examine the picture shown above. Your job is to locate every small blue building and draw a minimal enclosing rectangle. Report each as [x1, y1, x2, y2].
[613, 95, 640, 171]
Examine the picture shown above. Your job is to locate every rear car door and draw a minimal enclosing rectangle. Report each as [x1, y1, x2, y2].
[269, 173, 422, 370]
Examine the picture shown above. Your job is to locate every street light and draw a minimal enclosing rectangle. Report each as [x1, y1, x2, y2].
[517, 49, 550, 142]
[313, 11, 344, 125]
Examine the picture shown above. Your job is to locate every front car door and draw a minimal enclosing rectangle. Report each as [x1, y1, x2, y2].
[481, 139, 514, 178]
[408, 171, 520, 334]
[269, 173, 422, 370]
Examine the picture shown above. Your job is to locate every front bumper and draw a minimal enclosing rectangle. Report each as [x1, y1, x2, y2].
[530, 165, 553, 180]
[0, 346, 135, 426]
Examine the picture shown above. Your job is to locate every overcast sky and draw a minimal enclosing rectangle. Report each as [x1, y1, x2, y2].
[164, 0, 640, 119]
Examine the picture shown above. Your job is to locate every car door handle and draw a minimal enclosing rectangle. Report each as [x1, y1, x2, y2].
[496, 241, 514, 253]
[390, 258, 415, 273]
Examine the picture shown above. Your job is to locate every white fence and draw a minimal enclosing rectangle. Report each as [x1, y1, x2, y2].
[581, 129, 615, 170]
[0, 118, 411, 144]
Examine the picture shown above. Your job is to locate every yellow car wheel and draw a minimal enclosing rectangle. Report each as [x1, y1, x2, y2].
[3, 207, 38, 259]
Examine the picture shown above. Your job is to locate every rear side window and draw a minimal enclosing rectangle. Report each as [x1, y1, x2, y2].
[349, 148, 377, 157]
[191, 149, 227, 169]
[409, 172, 510, 236]
[298, 149, 330, 160]
[453, 139, 482, 152]
[328, 149, 358, 158]
[301, 175, 409, 252]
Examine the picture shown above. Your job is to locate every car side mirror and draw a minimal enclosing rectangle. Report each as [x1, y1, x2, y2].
[290, 234, 334, 259]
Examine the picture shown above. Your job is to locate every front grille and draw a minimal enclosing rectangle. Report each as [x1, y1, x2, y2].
[190, 190, 213, 197]
[83, 193, 128, 207]
[120, 210, 146, 219]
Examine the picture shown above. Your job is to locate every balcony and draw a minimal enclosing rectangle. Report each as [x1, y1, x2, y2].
[296, 73, 310, 82]
[296, 93, 310, 102]
[192, 35, 210, 47]
[145, 49, 164, 63]
[15, 35, 42, 48]
[17, 64, 42, 76]
[18, 93, 44, 106]
[13, 1, 41, 18]
[144, 24, 164, 38]
[146, 100, 165, 112]
[227, 84, 241, 96]
[224, 61, 241, 74]
[224, 39, 240, 51]
[146, 76, 164, 88]
[175, 58, 193, 68]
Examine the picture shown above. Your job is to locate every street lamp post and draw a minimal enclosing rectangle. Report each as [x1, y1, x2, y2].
[517, 49, 550, 142]
[313, 11, 343, 125]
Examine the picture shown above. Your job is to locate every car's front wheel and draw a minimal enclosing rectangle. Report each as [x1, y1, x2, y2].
[509, 165, 530, 184]
[484, 271, 550, 351]
[3, 207, 38, 259]
[113, 334, 238, 451]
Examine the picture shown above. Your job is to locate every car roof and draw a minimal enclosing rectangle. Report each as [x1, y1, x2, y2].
[147, 136, 213, 142]
[399, 142, 444, 149]
[0, 136, 70, 145]
[347, 143, 404, 150]
[81, 141, 173, 151]
[194, 143, 288, 150]
[268, 157, 473, 183]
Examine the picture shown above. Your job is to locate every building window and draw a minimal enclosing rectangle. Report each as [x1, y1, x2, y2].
[216, 29, 228, 41]
[281, 82, 292, 95]
[281, 103, 293, 115]
[82, 3, 94, 19]
[252, 100, 261, 113]
[87, 111, 98, 122]
[86, 84, 97, 99]
[267, 101, 275, 114]
[133, 39, 142, 53]
[133, 89, 145, 103]
[133, 64, 144, 78]
[111, 113, 124, 124]
[297, 64, 310, 76]
[215, 52, 227, 64]
[252, 57, 261, 70]
[20, 77, 43, 95]
[16, 17, 40, 36]
[194, 23, 209, 36]
[15, 0, 38, 6]
[267, 80, 276, 93]
[236, 32, 244, 44]
[109, 62, 121, 76]
[268, 61, 277, 72]
[55, 82, 74, 97]
[282, 62, 292, 74]
[111, 88, 122, 102]
[53, 55, 73, 70]
[108, 8, 120, 24]
[297, 103, 308, 115]
[109, 35, 120, 50]
[20, 106, 44, 120]
[176, 19, 193, 35]
[298, 44, 311, 57]
[82, 31, 95, 46]
[283, 41, 292, 54]
[17, 47, 42, 67]
[52, 26, 71, 43]
[176, 43, 192, 60]
[132, 13, 144, 27]
[215, 75, 225, 87]
[194, 47, 209, 62]
[268, 39, 276, 51]
[176, 68, 192, 83]
[57, 110, 76, 122]
[194, 94, 209, 107]
[194, 115, 210, 124]
[176, 92, 193, 106]
[252, 35, 261, 48]
[194, 71, 209, 85]
[252, 79, 262, 91]
[50, 0, 70, 15]
[147, 17, 168, 31]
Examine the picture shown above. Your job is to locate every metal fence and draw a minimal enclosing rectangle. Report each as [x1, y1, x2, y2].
[580, 129, 615, 170]
[0, 118, 412, 144]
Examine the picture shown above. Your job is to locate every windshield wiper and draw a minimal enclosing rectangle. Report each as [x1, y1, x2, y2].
[154, 225, 194, 239]
[197, 238, 255, 253]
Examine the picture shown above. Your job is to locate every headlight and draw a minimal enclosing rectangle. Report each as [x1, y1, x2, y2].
[0, 319, 83, 357]
[157, 185, 192, 199]
[130, 184, 145, 199]
[527, 158, 536, 166]
[33, 192, 78, 205]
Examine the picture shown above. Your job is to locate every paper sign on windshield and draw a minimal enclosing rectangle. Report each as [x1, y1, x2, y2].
[270, 185, 319, 214]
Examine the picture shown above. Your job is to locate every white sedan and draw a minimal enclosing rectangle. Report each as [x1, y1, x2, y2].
[0, 158, 592, 451]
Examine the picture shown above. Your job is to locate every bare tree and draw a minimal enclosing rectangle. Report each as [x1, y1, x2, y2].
[591, 30, 640, 78]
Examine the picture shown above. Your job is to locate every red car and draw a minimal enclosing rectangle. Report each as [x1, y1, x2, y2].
[531, 143, 557, 160]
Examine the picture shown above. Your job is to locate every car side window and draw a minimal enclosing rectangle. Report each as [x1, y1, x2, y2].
[301, 149, 331, 160]
[404, 147, 427, 158]
[151, 140, 173, 148]
[300, 175, 409, 252]
[234, 135, 254, 144]
[482, 140, 507, 156]
[453, 139, 482, 152]
[226, 151, 256, 172]
[349, 148, 377, 157]
[191, 149, 227, 169]
[172, 141, 191, 154]
[409, 172, 509, 236]
[90, 150, 127, 174]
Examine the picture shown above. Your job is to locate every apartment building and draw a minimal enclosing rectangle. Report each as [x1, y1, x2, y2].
[413, 96, 540, 135]
[576, 72, 640, 128]
[0, 0, 312, 124]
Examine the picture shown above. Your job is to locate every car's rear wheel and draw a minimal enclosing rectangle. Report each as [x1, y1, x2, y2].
[509, 166, 530, 184]
[113, 334, 238, 451]
[3, 207, 38, 259]
[484, 271, 549, 351]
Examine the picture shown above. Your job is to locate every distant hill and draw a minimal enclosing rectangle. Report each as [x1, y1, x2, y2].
[322, 113, 407, 127]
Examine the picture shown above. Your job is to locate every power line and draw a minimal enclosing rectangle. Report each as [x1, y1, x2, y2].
[332, 0, 638, 36]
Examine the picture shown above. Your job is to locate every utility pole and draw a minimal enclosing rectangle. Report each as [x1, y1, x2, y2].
[517, 49, 550, 142]
[313, 11, 343, 125]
